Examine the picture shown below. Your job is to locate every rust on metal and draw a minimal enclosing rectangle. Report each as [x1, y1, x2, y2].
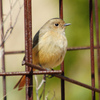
[94, 0, 100, 99]
[3, 46, 100, 55]
[22, 62, 100, 93]
[0, 70, 62, 76]
[24, 62, 100, 93]
[1, 61, 100, 93]
[59, 0, 65, 100]
[89, 0, 95, 99]
[67, 46, 100, 51]
[24, 0, 33, 99]
[59, 0, 63, 19]
[4, 51, 25, 54]
[0, 1, 100, 100]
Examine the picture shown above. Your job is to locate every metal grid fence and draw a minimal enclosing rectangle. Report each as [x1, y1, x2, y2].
[0, 0, 100, 100]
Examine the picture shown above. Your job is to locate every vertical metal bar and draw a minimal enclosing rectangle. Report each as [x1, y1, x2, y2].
[94, 0, 100, 99]
[24, 0, 29, 99]
[59, 0, 65, 100]
[59, 0, 63, 19]
[89, 0, 95, 100]
[60, 62, 65, 100]
[0, 0, 7, 100]
[24, 0, 33, 100]
[27, 0, 33, 99]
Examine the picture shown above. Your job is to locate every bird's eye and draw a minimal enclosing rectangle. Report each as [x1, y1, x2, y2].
[55, 23, 59, 26]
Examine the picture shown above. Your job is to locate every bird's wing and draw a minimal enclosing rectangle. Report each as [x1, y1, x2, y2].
[22, 31, 40, 64]
[32, 30, 40, 48]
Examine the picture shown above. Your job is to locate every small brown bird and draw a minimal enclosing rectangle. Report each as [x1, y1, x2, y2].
[14, 18, 70, 90]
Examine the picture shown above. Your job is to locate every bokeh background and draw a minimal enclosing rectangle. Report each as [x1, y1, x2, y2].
[0, 0, 100, 100]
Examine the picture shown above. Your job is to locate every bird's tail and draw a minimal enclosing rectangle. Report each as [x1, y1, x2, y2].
[14, 75, 26, 91]
[14, 69, 35, 91]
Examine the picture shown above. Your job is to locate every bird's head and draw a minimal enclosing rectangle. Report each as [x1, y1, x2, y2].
[41, 18, 70, 34]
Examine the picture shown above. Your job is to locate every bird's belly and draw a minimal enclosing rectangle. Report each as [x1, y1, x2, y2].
[32, 37, 67, 69]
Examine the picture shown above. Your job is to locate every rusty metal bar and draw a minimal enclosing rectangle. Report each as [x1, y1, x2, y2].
[24, 1, 29, 99]
[89, 0, 95, 99]
[54, 74, 100, 93]
[0, 0, 7, 100]
[27, 0, 33, 99]
[59, 0, 63, 19]
[3, 46, 100, 55]
[67, 46, 100, 51]
[94, 0, 100, 99]
[24, 0, 33, 100]
[24, 62, 100, 93]
[68, 46, 91, 51]
[0, 70, 62, 76]
[0, 1, 99, 100]
[4, 50, 25, 54]
[59, 0, 65, 100]
[1, 60, 100, 93]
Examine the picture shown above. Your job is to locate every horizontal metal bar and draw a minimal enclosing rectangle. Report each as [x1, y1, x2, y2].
[4, 46, 100, 55]
[67, 45, 100, 51]
[0, 70, 62, 76]
[1, 62, 100, 93]
[24, 62, 100, 93]
[55, 74, 100, 93]
[4, 51, 25, 54]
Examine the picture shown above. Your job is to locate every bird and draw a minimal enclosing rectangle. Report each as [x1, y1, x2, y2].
[14, 18, 70, 90]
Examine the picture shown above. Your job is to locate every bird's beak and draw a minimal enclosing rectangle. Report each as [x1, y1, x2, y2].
[64, 23, 71, 26]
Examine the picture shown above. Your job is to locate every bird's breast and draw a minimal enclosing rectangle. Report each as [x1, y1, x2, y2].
[32, 31, 67, 68]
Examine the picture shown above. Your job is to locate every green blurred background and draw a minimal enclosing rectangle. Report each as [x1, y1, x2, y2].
[0, 0, 100, 100]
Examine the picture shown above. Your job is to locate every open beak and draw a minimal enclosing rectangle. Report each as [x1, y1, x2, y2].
[64, 23, 71, 26]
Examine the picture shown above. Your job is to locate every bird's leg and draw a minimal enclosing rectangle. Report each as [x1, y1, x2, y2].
[46, 69, 55, 78]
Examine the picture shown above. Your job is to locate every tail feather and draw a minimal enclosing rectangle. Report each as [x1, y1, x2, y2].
[14, 75, 26, 91]
[14, 69, 35, 90]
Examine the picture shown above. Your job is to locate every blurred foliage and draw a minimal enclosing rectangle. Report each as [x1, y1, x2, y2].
[0, 0, 100, 100]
